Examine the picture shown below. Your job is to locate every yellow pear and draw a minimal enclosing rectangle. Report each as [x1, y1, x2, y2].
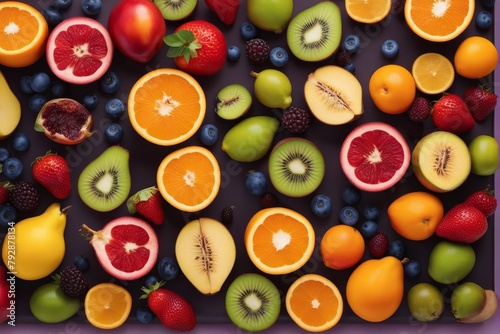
[346, 256, 405, 322]
[0, 70, 21, 140]
[2, 203, 69, 280]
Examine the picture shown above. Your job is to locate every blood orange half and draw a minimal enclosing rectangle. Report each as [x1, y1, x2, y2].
[340, 122, 410, 192]
[81, 216, 158, 280]
[46, 17, 113, 85]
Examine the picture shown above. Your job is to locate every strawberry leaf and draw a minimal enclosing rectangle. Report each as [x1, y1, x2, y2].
[164, 30, 202, 63]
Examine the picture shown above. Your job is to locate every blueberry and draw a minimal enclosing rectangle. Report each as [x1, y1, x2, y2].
[311, 194, 332, 217]
[245, 171, 267, 196]
[344, 62, 356, 73]
[54, 0, 73, 10]
[104, 123, 124, 143]
[240, 21, 258, 41]
[82, 93, 98, 111]
[100, 71, 120, 94]
[136, 306, 154, 324]
[43, 6, 64, 28]
[364, 205, 380, 221]
[387, 240, 405, 259]
[227, 45, 241, 62]
[51, 80, 67, 97]
[198, 124, 218, 146]
[82, 0, 102, 16]
[0, 148, 10, 163]
[476, 11, 493, 30]
[339, 206, 359, 226]
[0, 205, 17, 229]
[342, 34, 361, 54]
[269, 47, 289, 67]
[73, 255, 90, 272]
[144, 275, 160, 287]
[404, 259, 421, 278]
[381, 39, 399, 59]
[1, 157, 23, 180]
[359, 220, 378, 238]
[19, 76, 33, 95]
[11, 133, 30, 152]
[158, 257, 179, 281]
[30, 72, 51, 93]
[105, 98, 125, 119]
[29, 94, 48, 112]
[341, 185, 361, 205]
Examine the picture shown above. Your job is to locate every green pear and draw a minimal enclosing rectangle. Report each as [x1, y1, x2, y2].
[407, 283, 444, 322]
[221, 116, 279, 162]
[428, 241, 475, 284]
[251, 70, 292, 109]
[247, 0, 293, 33]
[452, 282, 486, 319]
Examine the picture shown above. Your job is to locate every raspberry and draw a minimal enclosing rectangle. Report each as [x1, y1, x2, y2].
[282, 106, 311, 134]
[408, 97, 431, 122]
[245, 38, 270, 63]
[8, 181, 40, 212]
[368, 232, 388, 258]
[260, 192, 278, 208]
[221, 206, 234, 225]
[58, 265, 88, 298]
[335, 49, 351, 68]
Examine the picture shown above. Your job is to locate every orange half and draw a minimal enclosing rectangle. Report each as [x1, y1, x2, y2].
[157, 146, 221, 212]
[128, 68, 206, 146]
[286, 273, 343, 332]
[244, 207, 315, 275]
[345, 0, 391, 24]
[412, 52, 455, 95]
[404, 0, 475, 42]
[84, 283, 132, 330]
[0, 1, 49, 67]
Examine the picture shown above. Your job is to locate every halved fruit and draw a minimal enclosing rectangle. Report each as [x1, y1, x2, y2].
[345, 0, 391, 24]
[46, 17, 113, 84]
[84, 283, 132, 330]
[304, 65, 363, 125]
[215, 83, 252, 120]
[244, 207, 315, 275]
[412, 52, 455, 95]
[80, 217, 159, 281]
[340, 122, 411, 192]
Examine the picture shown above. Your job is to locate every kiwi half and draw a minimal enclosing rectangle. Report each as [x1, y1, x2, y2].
[215, 84, 252, 120]
[268, 137, 325, 197]
[77, 146, 131, 212]
[286, 1, 342, 62]
[153, 0, 197, 21]
[225, 273, 281, 332]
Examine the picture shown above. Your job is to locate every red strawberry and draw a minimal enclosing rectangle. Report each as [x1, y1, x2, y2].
[141, 282, 196, 331]
[431, 94, 475, 133]
[32, 152, 71, 199]
[127, 186, 164, 225]
[463, 86, 497, 122]
[463, 187, 497, 218]
[205, 0, 240, 25]
[0, 182, 12, 205]
[368, 232, 388, 258]
[435, 203, 488, 243]
[164, 20, 227, 76]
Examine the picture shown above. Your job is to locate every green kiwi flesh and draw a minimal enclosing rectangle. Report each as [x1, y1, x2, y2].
[153, 0, 197, 21]
[216, 84, 253, 120]
[286, 1, 342, 62]
[268, 137, 325, 197]
[77, 146, 131, 212]
[225, 273, 281, 332]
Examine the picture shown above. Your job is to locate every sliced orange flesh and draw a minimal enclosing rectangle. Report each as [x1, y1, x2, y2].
[84, 283, 132, 330]
[345, 0, 391, 23]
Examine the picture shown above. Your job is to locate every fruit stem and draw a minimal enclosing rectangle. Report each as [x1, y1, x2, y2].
[401, 257, 409, 265]
[61, 205, 72, 215]
[79, 224, 97, 240]
[250, 71, 259, 78]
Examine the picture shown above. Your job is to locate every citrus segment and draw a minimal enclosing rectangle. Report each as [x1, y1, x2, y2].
[0, 1, 49, 67]
[129, 68, 206, 146]
[84, 283, 132, 330]
[157, 146, 220, 212]
[404, 0, 475, 42]
[412, 53, 455, 95]
[285, 274, 343, 332]
[244, 207, 315, 275]
[345, 0, 391, 24]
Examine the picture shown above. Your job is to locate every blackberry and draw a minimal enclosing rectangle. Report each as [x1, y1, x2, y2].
[282, 106, 311, 134]
[221, 206, 234, 225]
[58, 265, 88, 298]
[9, 181, 40, 212]
[260, 192, 278, 208]
[245, 38, 270, 63]
[335, 49, 351, 68]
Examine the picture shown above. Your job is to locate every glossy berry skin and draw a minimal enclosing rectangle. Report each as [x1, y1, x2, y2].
[1, 158, 23, 180]
[269, 47, 289, 67]
[198, 124, 219, 146]
[144, 275, 160, 287]
[240, 21, 258, 41]
[54, 0, 73, 10]
[127, 186, 165, 225]
[158, 257, 179, 281]
[105, 123, 123, 143]
[0, 182, 11, 205]
[404, 259, 421, 277]
[0, 148, 9, 163]
[464, 188, 497, 218]
[82, 93, 98, 111]
[311, 194, 332, 217]
[19, 76, 33, 94]
[73, 255, 90, 272]
[11, 133, 30, 152]
[342, 34, 361, 54]
[359, 220, 378, 238]
[344, 62, 356, 73]
[82, 0, 102, 16]
[136, 306, 154, 324]
[105, 98, 125, 119]
[432, 94, 474, 134]
[341, 185, 361, 205]
[463, 86, 497, 122]
[339, 206, 359, 225]
[0, 205, 17, 229]
[43, 6, 64, 28]
[363, 205, 380, 221]
[381, 39, 399, 58]
[245, 171, 267, 196]
[100, 71, 120, 94]
[476, 11, 493, 30]
[30, 72, 51, 93]
[227, 46, 241, 62]
[368, 232, 388, 258]
[435, 203, 488, 243]
[29, 94, 48, 113]
[387, 240, 405, 259]
[32, 153, 71, 199]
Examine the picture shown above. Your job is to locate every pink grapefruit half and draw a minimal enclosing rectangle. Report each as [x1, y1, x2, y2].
[46, 17, 113, 85]
[340, 122, 410, 192]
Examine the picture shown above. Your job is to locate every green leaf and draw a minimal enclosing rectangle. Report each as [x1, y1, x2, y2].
[164, 30, 201, 63]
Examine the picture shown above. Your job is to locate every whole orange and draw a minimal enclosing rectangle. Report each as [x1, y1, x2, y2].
[320, 224, 365, 270]
[369, 64, 416, 114]
[387, 191, 444, 241]
[454, 36, 498, 79]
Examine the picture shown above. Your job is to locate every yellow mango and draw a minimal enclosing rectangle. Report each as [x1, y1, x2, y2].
[0, 70, 21, 140]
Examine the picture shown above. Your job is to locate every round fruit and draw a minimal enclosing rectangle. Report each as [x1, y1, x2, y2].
[84, 283, 132, 330]
[0, 1, 49, 68]
[454, 36, 498, 79]
[428, 241, 476, 284]
[412, 52, 455, 95]
[244, 207, 315, 275]
[407, 283, 444, 322]
[320, 224, 365, 270]
[285, 274, 343, 332]
[468, 135, 499, 176]
[46, 17, 113, 84]
[345, 0, 391, 24]
[369, 64, 416, 114]
[388, 191, 444, 241]
[128, 68, 206, 146]
[340, 122, 411, 192]
[80, 217, 159, 281]
[30, 282, 80, 323]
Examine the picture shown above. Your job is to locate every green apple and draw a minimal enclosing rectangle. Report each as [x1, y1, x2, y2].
[251, 69, 292, 109]
[407, 283, 444, 322]
[452, 282, 486, 319]
[30, 282, 81, 323]
[247, 0, 293, 33]
[468, 135, 499, 176]
[428, 241, 475, 284]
